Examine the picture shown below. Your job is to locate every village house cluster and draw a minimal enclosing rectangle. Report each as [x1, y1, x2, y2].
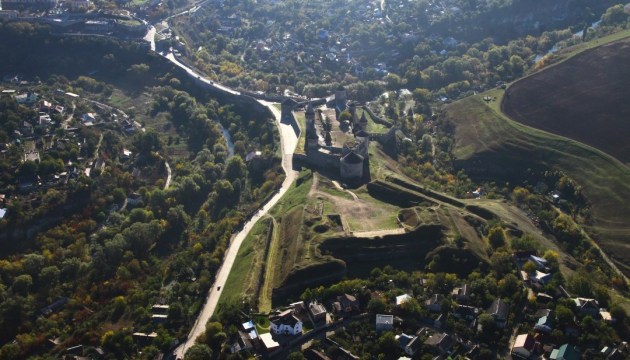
[509, 250, 628, 360]
[0, 78, 143, 218]
[225, 244, 630, 359]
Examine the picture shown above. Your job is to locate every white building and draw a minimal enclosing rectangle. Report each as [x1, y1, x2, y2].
[270, 310, 302, 335]
[259, 333, 280, 352]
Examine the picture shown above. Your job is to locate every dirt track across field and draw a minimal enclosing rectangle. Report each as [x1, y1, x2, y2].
[503, 37, 630, 164]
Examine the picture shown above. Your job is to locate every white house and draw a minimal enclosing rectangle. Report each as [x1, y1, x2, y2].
[270, 310, 302, 335]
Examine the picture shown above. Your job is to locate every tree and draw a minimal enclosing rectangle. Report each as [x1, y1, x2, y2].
[376, 332, 400, 359]
[224, 156, 246, 182]
[555, 304, 574, 326]
[490, 251, 513, 277]
[133, 131, 162, 157]
[488, 226, 506, 249]
[367, 298, 386, 314]
[39, 266, 60, 289]
[287, 352, 306, 360]
[478, 313, 496, 332]
[412, 88, 431, 103]
[339, 110, 352, 122]
[601, 4, 629, 25]
[522, 261, 537, 274]
[12, 274, 32, 296]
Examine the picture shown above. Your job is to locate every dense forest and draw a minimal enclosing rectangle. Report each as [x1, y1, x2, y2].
[0, 22, 283, 359]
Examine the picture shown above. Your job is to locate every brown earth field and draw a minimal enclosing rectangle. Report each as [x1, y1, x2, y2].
[502, 37, 630, 164]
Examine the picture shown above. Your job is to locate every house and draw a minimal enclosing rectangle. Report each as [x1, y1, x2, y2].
[534, 314, 554, 334]
[336, 293, 360, 313]
[240, 320, 258, 341]
[270, 309, 302, 335]
[533, 270, 552, 285]
[550, 344, 580, 360]
[152, 304, 169, 314]
[38, 114, 52, 126]
[120, 148, 132, 161]
[434, 313, 445, 328]
[512, 334, 535, 358]
[486, 298, 509, 328]
[152, 314, 168, 324]
[81, 113, 96, 123]
[305, 349, 331, 360]
[453, 305, 479, 320]
[424, 333, 453, 354]
[425, 294, 443, 312]
[259, 333, 280, 352]
[229, 331, 253, 353]
[308, 301, 327, 322]
[599, 310, 613, 323]
[452, 284, 471, 302]
[132, 332, 157, 347]
[536, 293, 554, 304]
[604, 342, 629, 360]
[291, 300, 305, 314]
[375, 314, 393, 332]
[21, 121, 34, 136]
[0, 10, 18, 20]
[0, 208, 6, 220]
[70, 0, 90, 11]
[573, 297, 599, 316]
[16, 92, 38, 104]
[39, 297, 69, 317]
[529, 255, 549, 270]
[396, 333, 420, 356]
[396, 294, 412, 307]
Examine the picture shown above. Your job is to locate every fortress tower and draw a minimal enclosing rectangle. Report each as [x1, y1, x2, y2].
[354, 129, 369, 159]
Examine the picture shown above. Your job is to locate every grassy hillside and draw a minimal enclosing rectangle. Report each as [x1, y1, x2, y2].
[446, 89, 630, 274]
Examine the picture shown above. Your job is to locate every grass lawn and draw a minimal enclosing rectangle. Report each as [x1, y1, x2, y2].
[363, 110, 389, 134]
[217, 218, 272, 308]
[254, 314, 270, 334]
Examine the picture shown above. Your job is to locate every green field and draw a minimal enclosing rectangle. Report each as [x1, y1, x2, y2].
[218, 218, 273, 308]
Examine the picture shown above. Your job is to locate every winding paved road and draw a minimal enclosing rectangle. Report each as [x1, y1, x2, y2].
[158, 40, 300, 359]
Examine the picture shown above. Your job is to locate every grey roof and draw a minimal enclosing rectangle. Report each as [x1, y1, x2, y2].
[487, 298, 509, 320]
[341, 150, 364, 164]
[355, 129, 370, 138]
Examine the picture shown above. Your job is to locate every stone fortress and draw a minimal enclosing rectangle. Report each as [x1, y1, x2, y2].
[286, 85, 372, 184]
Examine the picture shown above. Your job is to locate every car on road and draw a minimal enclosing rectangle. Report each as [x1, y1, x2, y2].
[217, 286, 221, 291]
